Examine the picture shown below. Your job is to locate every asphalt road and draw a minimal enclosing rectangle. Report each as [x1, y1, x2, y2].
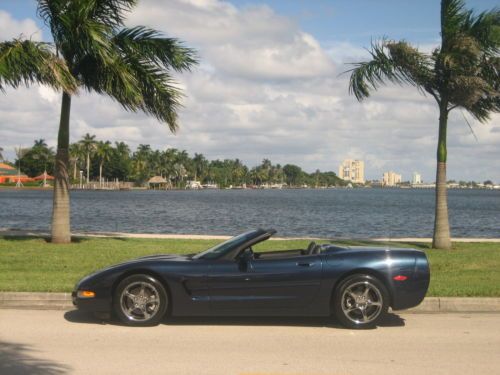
[0, 310, 499, 375]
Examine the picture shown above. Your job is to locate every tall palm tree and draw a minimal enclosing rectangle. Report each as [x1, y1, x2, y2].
[192, 153, 208, 182]
[348, 0, 499, 249]
[132, 144, 152, 182]
[69, 143, 85, 180]
[96, 141, 114, 187]
[79, 133, 97, 185]
[0, 147, 4, 162]
[161, 148, 178, 187]
[37, 0, 198, 243]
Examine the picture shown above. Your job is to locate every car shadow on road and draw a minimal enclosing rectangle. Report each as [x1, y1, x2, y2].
[64, 309, 405, 329]
[0, 340, 71, 375]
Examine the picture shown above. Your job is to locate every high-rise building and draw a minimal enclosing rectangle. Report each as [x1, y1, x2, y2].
[382, 171, 402, 186]
[412, 172, 422, 185]
[338, 159, 365, 184]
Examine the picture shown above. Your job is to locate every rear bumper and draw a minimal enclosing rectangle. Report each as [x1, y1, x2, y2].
[391, 253, 430, 310]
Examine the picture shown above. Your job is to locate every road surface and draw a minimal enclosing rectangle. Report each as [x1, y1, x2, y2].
[0, 309, 499, 375]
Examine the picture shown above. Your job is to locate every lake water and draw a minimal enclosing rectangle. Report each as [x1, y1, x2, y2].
[0, 188, 498, 238]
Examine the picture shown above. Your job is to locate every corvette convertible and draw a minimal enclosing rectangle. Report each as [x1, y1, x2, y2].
[72, 229, 430, 329]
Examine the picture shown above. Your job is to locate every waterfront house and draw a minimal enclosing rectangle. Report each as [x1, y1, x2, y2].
[0, 163, 33, 183]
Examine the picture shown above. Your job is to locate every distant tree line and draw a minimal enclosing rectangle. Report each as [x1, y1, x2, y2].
[9, 136, 345, 188]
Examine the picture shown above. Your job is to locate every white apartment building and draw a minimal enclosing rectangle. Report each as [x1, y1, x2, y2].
[338, 160, 365, 184]
[382, 171, 402, 186]
[412, 172, 422, 185]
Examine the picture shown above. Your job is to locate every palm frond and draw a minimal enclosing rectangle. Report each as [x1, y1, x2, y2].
[348, 40, 435, 101]
[462, 7, 500, 54]
[37, 0, 137, 34]
[0, 39, 76, 93]
[113, 26, 198, 72]
[113, 53, 183, 131]
[441, 0, 471, 46]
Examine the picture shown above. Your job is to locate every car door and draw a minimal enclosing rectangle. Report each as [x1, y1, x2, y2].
[209, 253, 322, 313]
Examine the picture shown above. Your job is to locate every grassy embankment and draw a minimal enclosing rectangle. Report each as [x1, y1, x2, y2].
[0, 236, 498, 296]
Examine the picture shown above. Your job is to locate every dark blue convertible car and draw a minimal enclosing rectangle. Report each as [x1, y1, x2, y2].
[73, 229, 430, 329]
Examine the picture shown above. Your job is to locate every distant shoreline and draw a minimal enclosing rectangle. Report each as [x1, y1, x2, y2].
[1, 185, 499, 192]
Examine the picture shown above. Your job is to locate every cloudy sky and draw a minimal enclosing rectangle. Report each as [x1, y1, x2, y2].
[0, 0, 499, 182]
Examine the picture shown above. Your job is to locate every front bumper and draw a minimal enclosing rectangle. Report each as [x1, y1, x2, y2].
[72, 290, 112, 312]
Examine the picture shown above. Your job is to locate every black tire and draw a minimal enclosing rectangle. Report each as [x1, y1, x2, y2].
[113, 274, 168, 326]
[333, 274, 389, 329]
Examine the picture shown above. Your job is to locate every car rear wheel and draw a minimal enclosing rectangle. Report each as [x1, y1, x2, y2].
[333, 274, 389, 329]
[113, 274, 168, 326]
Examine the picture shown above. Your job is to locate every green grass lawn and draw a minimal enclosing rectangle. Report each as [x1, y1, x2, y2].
[0, 236, 499, 296]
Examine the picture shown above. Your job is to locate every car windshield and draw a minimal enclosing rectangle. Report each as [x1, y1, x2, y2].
[192, 231, 258, 260]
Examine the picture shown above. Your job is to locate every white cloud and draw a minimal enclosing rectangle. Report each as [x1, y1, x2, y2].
[0, 10, 41, 41]
[128, 0, 335, 80]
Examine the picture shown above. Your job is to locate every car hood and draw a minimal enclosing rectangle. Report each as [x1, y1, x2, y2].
[76, 253, 193, 287]
[134, 253, 193, 262]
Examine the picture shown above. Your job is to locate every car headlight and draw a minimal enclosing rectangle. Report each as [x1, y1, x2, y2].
[77, 290, 95, 298]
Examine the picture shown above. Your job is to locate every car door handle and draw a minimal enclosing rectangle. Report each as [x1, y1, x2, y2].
[296, 262, 314, 267]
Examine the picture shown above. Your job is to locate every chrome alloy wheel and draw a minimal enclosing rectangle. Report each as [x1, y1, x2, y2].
[120, 281, 161, 322]
[341, 281, 383, 324]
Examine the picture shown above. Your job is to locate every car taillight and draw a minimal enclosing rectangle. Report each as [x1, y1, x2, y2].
[393, 275, 408, 281]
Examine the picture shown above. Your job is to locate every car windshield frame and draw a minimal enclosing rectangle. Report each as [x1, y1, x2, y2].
[192, 231, 260, 260]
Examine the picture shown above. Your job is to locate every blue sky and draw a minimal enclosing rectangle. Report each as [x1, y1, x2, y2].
[6, 0, 499, 45]
[1, 0, 499, 182]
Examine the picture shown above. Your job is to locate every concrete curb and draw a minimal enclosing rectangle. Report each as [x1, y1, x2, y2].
[402, 297, 500, 313]
[0, 292, 73, 310]
[1, 292, 499, 313]
[1, 228, 500, 242]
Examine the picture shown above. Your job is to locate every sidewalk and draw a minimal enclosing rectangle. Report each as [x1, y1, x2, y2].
[1, 292, 499, 313]
[1, 228, 500, 242]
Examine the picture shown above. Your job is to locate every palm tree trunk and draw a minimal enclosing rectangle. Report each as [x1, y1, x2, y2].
[51, 92, 72, 243]
[86, 153, 90, 186]
[99, 163, 103, 188]
[432, 105, 451, 249]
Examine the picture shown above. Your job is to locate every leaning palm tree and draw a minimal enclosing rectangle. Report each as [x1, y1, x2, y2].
[96, 141, 114, 187]
[348, 0, 499, 249]
[37, 0, 198, 243]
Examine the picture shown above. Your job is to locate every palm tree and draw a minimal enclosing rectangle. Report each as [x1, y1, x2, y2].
[132, 144, 152, 182]
[79, 134, 97, 185]
[114, 141, 131, 157]
[69, 143, 85, 181]
[0, 147, 4, 162]
[348, 0, 499, 249]
[37, 0, 198, 243]
[30, 139, 54, 176]
[161, 148, 178, 187]
[96, 141, 114, 187]
[33, 139, 48, 148]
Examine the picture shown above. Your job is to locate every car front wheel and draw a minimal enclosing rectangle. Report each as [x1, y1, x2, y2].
[333, 274, 389, 329]
[114, 274, 168, 326]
